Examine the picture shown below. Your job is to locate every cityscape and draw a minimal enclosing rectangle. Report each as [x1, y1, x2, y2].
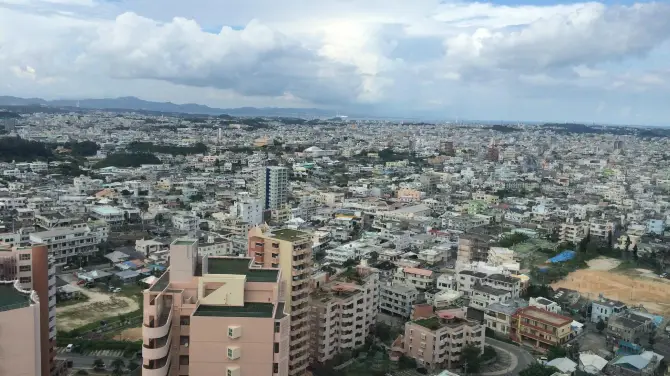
[0, 105, 669, 376]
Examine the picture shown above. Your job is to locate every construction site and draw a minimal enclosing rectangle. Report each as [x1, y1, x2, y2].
[552, 265, 670, 315]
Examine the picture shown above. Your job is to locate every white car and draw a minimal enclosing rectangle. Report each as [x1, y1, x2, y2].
[66, 344, 74, 352]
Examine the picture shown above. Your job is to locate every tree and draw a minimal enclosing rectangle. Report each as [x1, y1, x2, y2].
[369, 251, 379, 263]
[625, 236, 632, 252]
[110, 358, 125, 376]
[649, 333, 656, 350]
[373, 323, 393, 343]
[547, 345, 567, 360]
[519, 363, 560, 376]
[92, 358, 105, 370]
[596, 319, 606, 333]
[607, 230, 613, 250]
[462, 344, 482, 374]
[633, 244, 639, 260]
[397, 355, 417, 370]
[75, 371, 89, 375]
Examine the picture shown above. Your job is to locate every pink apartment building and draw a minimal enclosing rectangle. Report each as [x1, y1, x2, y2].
[0, 280, 42, 376]
[142, 239, 290, 376]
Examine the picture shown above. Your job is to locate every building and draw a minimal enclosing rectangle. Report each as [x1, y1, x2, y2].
[591, 296, 627, 323]
[90, 205, 125, 224]
[379, 283, 419, 318]
[607, 311, 655, 342]
[392, 267, 434, 291]
[510, 306, 573, 351]
[457, 233, 492, 265]
[530, 297, 561, 314]
[0, 244, 63, 376]
[309, 265, 379, 363]
[142, 239, 290, 376]
[248, 227, 312, 376]
[559, 220, 587, 244]
[257, 166, 289, 210]
[402, 312, 485, 370]
[172, 214, 200, 233]
[485, 299, 528, 335]
[29, 226, 99, 266]
[230, 198, 264, 226]
[0, 280, 42, 376]
[608, 351, 664, 376]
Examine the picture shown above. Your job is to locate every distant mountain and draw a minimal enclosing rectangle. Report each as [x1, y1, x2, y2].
[0, 96, 336, 117]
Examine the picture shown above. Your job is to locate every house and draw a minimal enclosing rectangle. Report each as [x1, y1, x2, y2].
[104, 250, 129, 264]
[591, 296, 627, 323]
[484, 299, 528, 335]
[530, 297, 561, 313]
[510, 306, 573, 351]
[114, 270, 141, 284]
[546, 358, 577, 374]
[579, 353, 608, 375]
[607, 311, 655, 342]
[608, 351, 664, 376]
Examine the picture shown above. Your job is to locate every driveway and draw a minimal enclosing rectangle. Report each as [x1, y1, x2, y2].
[478, 338, 535, 376]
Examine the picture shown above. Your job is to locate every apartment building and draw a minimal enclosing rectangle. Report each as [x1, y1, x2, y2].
[607, 311, 655, 342]
[559, 220, 588, 244]
[0, 244, 63, 376]
[142, 239, 290, 376]
[379, 283, 419, 319]
[529, 297, 561, 314]
[403, 312, 485, 370]
[229, 198, 264, 226]
[591, 297, 626, 323]
[485, 299, 528, 335]
[457, 233, 492, 265]
[256, 166, 289, 210]
[248, 227, 312, 376]
[172, 214, 200, 233]
[29, 225, 99, 266]
[0, 280, 42, 376]
[589, 219, 616, 239]
[393, 267, 434, 290]
[510, 306, 573, 351]
[309, 265, 379, 363]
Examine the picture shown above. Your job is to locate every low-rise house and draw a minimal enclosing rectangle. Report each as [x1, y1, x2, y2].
[608, 351, 664, 376]
[380, 283, 419, 319]
[393, 267, 434, 290]
[607, 311, 655, 342]
[510, 306, 573, 351]
[591, 296, 627, 323]
[530, 297, 561, 314]
[485, 299, 528, 335]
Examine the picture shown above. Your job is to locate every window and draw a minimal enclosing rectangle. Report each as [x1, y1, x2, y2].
[19, 277, 31, 284]
[180, 316, 190, 325]
[19, 265, 31, 272]
[274, 343, 279, 353]
[179, 355, 189, 365]
[273, 363, 279, 373]
[274, 322, 281, 333]
[19, 254, 31, 261]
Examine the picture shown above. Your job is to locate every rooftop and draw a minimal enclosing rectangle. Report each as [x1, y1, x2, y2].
[193, 302, 275, 318]
[413, 316, 468, 331]
[517, 306, 572, 326]
[206, 257, 279, 282]
[270, 228, 310, 242]
[173, 239, 197, 246]
[0, 283, 30, 312]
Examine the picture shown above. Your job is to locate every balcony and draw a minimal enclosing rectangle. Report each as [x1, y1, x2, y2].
[143, 332, 172, 360]
[143, 356, 171, 376]
[144, 309, 172, 339]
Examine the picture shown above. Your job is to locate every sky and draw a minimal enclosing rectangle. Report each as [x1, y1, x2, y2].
[1, 0, 670, 125]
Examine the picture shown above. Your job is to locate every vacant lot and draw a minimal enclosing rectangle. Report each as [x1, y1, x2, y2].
[57, 288, 140, 332]
[552, 269, 670, 315]
[113, 327, 143, 341]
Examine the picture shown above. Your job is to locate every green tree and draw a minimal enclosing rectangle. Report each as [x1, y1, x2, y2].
[369, 251, 379, 263]
[547, 345, 567, 360]
[373, 323, 393, 343]
[462, 344, 482, 373]
[596, 319, 606, 333]
[110, 358, 125, 376]
[92, 358, 105, 370]
[519, 363, 560, 376]
[397, 355, 417, 370]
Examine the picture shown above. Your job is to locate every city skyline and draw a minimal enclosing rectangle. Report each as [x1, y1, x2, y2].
[2, 0, 670, 125]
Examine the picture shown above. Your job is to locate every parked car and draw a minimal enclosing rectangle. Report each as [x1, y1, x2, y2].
[109, 287, 121, 293]
[66, 344, 74, 352]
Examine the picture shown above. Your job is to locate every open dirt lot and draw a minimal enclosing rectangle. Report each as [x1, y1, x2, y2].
[552, 269, 670, 315]
[113, 327, 143, 341]
[57, 287, 140, 331]
[586, 257, 621, 271]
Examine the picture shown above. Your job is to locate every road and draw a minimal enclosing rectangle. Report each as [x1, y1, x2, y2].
[479, 338, 536, 376]
[56, 353, 134, 370]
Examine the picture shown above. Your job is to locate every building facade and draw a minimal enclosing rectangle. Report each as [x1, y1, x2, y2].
[0, 280, 42, 376]
[510, 306, 573, 351]
[248, 227, 312, 376]
[257, 167, 289, 211]
[379, 283, 419, 318]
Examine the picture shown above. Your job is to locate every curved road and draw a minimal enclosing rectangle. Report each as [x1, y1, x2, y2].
[479, 338, 535, 376]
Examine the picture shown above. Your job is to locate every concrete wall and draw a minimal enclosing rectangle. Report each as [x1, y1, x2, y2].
[0, 302, 41, 376]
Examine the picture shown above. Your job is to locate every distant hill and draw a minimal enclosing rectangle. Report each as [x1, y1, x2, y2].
[0, 96, 335, 117]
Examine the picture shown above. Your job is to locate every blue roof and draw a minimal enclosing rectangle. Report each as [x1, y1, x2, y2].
[613, 355, 649, 370]
[548, 250, 576, 263]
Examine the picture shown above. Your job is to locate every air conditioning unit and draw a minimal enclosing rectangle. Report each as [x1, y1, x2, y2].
[227, 366, 241, 376]
[228, 326, 242, 339]
[227, 346, 241, 360]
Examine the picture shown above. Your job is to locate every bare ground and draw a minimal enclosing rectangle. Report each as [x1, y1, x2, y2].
[57, 286, 140, 332]
[113, 327, 143, 341]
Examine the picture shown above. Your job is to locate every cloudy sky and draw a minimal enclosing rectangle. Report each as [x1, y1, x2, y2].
[1, 0, 670, 124]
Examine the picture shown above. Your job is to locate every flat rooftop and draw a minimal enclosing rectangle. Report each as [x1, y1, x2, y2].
[173, 239, 197, 246]
[193, 302, 275, 318]
[0, 283, 30, 312]
[270, 228, 309, 242]
[518, 306, 572, 326]
[206, 257, 279, 283]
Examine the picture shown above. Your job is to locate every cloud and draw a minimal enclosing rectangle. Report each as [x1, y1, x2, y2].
[1, 0, 670, 123]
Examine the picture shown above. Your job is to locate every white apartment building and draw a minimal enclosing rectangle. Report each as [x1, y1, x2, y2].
[325, 241, 377, 265]
[229, 198, 264, 226]
[90, 205, 125, 224]
[0, 196, 26, 210]
[437, 274, 456, 291]
[559, 220, 588, 244]
[29, 226, 99, 265]
[310, 266, 379, 363]
[172, 214, 199, 233]
[484, 299, 528, 335]
[379, 283, 419, 318]
[589, 219, 616, 239]
[73, 176, 103, 194]
[393, 267, 434, 290]
[529, 297, 561, 313]
[257, 166, 289, 210]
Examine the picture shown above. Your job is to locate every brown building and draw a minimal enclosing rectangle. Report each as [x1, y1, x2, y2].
[510, 306, 573, 351]
[0, 244, 64, 376]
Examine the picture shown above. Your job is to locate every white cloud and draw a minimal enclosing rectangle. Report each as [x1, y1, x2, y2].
[1, 0, 670, 123]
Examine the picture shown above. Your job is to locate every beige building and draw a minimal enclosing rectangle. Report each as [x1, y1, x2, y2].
[559, 220, 588, 244]
[142, 239, 290, 376]
[309, 265, 379, 363]
[0, 280, 42, 376]
[248, 227, 312, 376]
[0, 244, 63, 376]
[511, 306, 573, 351]
[392, 267, 434, 290]
[457, 234, 492, 265]
[402, 312, 485, 370]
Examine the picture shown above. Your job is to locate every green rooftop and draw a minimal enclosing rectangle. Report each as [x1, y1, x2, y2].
[270, 228, 309, 242]
[414, 317, 442, 330]
[0, 283, 30, 313]
[173, 239, 197, 246]
[206, 257, 279, 282]
[193, 302, 275, 318]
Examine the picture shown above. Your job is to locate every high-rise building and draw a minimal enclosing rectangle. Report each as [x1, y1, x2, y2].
[142, 239, 290, 376]
[248, 227, 312, 376]
[0, 280, 42, 376]
[256, 167, 289, 210]
[0, 244, 63, 376]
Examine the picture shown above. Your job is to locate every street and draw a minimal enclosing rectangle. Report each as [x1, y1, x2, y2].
[479, 338, 536, 376]
[56, 352, 136, 370]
